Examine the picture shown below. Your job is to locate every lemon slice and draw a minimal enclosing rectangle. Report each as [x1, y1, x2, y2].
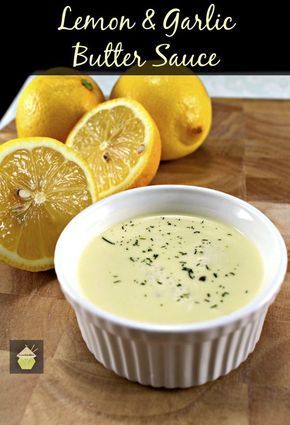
[66, 98, 161, 198]
[0, 137, 97, 271]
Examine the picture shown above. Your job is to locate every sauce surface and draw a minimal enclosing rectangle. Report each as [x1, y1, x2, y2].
[77, 215, 264, 324]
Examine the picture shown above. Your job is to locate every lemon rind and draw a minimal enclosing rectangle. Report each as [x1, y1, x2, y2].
[0, 245, 54, 272]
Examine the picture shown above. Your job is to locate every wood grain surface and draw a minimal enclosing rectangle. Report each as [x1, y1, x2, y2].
[0, 99, 289, 425]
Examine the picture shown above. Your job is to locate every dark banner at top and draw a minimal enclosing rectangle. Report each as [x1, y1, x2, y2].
[4, 0, 290, 75]
[2, 0, 290, 114]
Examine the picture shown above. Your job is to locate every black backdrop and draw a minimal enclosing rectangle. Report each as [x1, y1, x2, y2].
[1, 0, 290, 117]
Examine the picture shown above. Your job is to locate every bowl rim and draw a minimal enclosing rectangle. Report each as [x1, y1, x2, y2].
[55, 185, 288, 333]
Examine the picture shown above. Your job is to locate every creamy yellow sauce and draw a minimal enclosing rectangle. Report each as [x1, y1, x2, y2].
[77, 215, 264, 324]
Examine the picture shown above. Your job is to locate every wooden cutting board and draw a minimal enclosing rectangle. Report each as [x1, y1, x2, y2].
[0, 98, 289, 425]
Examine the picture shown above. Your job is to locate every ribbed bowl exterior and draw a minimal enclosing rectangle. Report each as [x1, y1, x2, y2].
[55, 187, 287, 389]
[67, 294, 269, 388]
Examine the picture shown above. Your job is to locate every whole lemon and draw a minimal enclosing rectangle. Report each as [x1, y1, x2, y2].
[16, 74, 104, 142]
[111, 75, 212, 160]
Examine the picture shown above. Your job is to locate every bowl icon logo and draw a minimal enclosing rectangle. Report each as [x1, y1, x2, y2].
[17, 344, 37, 370]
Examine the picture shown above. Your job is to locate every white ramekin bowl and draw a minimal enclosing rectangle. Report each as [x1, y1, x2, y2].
[55, 185, 287, 388]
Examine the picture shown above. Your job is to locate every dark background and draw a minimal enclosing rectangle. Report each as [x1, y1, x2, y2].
[1, 0, 290, 117]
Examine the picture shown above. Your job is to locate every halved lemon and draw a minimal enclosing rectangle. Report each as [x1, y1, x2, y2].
[66, 98, 161, 199]
[0, 138, 97, 271]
